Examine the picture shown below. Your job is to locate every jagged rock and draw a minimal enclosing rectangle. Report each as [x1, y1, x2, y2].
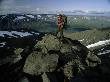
[86, 51, 101, 67]
[0, 48, 23, 65]
[23, 34, 101, 81]
[64, 59, 85, 80]
[34, 34, 61, 53]
[23, 51, 59, 75]
[42, 73, 51, 82]
[60, 43, 72, 53]
[18, 77, 29, 82]
[13, 48, 23, 63]
[14, 48, 24, 55]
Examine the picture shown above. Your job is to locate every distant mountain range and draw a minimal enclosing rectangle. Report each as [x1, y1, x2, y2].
[71, 10, 110, 14]
[61, 10, 110, 16]
[0, 9, 110, 15]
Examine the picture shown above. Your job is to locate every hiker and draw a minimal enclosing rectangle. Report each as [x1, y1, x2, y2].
[56, 14, 67, 39]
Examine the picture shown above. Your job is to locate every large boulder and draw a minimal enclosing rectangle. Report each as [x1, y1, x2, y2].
[86, 51, 101, 67]
[23, 51, 59, 75]
[34, 34, 61, 53]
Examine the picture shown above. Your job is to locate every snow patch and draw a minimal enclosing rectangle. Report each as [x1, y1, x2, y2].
[0, 31, 33, 38]
[31, 32, 40, 35]
[47, 15, 53, 18]
[1, 15, 6, 19]
[79, 39, 84, 42]
[101, 48, 105, 51]
[0, 31, 14, 37]
[0, 42, 6, 47]
[15, 16, 25, 20]
[86, 39, 110, 48]
[37, 15, 42, 19]
[26, 15, 34, 18]
[98, 50, 110, 55]
[12, 31, 32, 37]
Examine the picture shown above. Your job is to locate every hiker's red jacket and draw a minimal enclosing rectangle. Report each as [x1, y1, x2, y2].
[57, 15, 64, 31]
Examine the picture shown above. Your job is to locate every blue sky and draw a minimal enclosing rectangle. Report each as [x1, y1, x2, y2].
[0, 0, 110, 14]
[15, 0, 110, 11]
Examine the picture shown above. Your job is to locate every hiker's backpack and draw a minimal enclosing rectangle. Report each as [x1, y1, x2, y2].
[62, 15, 67, 29]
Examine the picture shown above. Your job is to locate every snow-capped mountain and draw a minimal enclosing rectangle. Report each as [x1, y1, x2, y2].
[0, 14, 38, 22]
[26, 15, 35, 19]
[86, 39, 110, 48]
[0, 31, 34, 38]
[86, 39, 110, 56]
[0, 30, 44, 48]
[61, 10, 110, 16]
[0, 14, 55, 22]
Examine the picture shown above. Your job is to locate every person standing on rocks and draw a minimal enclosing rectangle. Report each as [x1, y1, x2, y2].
[56, 14, 67, 39]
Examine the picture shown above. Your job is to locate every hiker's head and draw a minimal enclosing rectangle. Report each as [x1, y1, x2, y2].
[58, 14, 62, 17]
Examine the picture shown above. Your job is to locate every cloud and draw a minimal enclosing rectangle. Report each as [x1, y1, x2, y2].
[0, 0, 53, 14]
[0, 0, 22, 14]
[0, 0, 41, 14]
[1, 0, 15, 5]
[0, 0, 15, 9]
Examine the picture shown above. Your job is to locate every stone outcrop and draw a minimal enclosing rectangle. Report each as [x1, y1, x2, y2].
[23, 34, 101, 82]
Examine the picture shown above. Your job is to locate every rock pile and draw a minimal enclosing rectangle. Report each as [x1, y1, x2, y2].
[23, 34, 101, 82]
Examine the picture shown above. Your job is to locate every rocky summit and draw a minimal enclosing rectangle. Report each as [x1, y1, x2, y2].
[1, 34, 110, 82]
[23, 34, 101, 82]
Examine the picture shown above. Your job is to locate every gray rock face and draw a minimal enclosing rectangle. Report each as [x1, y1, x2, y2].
[23, 34, 101, 81]
[86, 51, 101, 67]
[35, 34, 61, 53]
[23, 51, 59, 75]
